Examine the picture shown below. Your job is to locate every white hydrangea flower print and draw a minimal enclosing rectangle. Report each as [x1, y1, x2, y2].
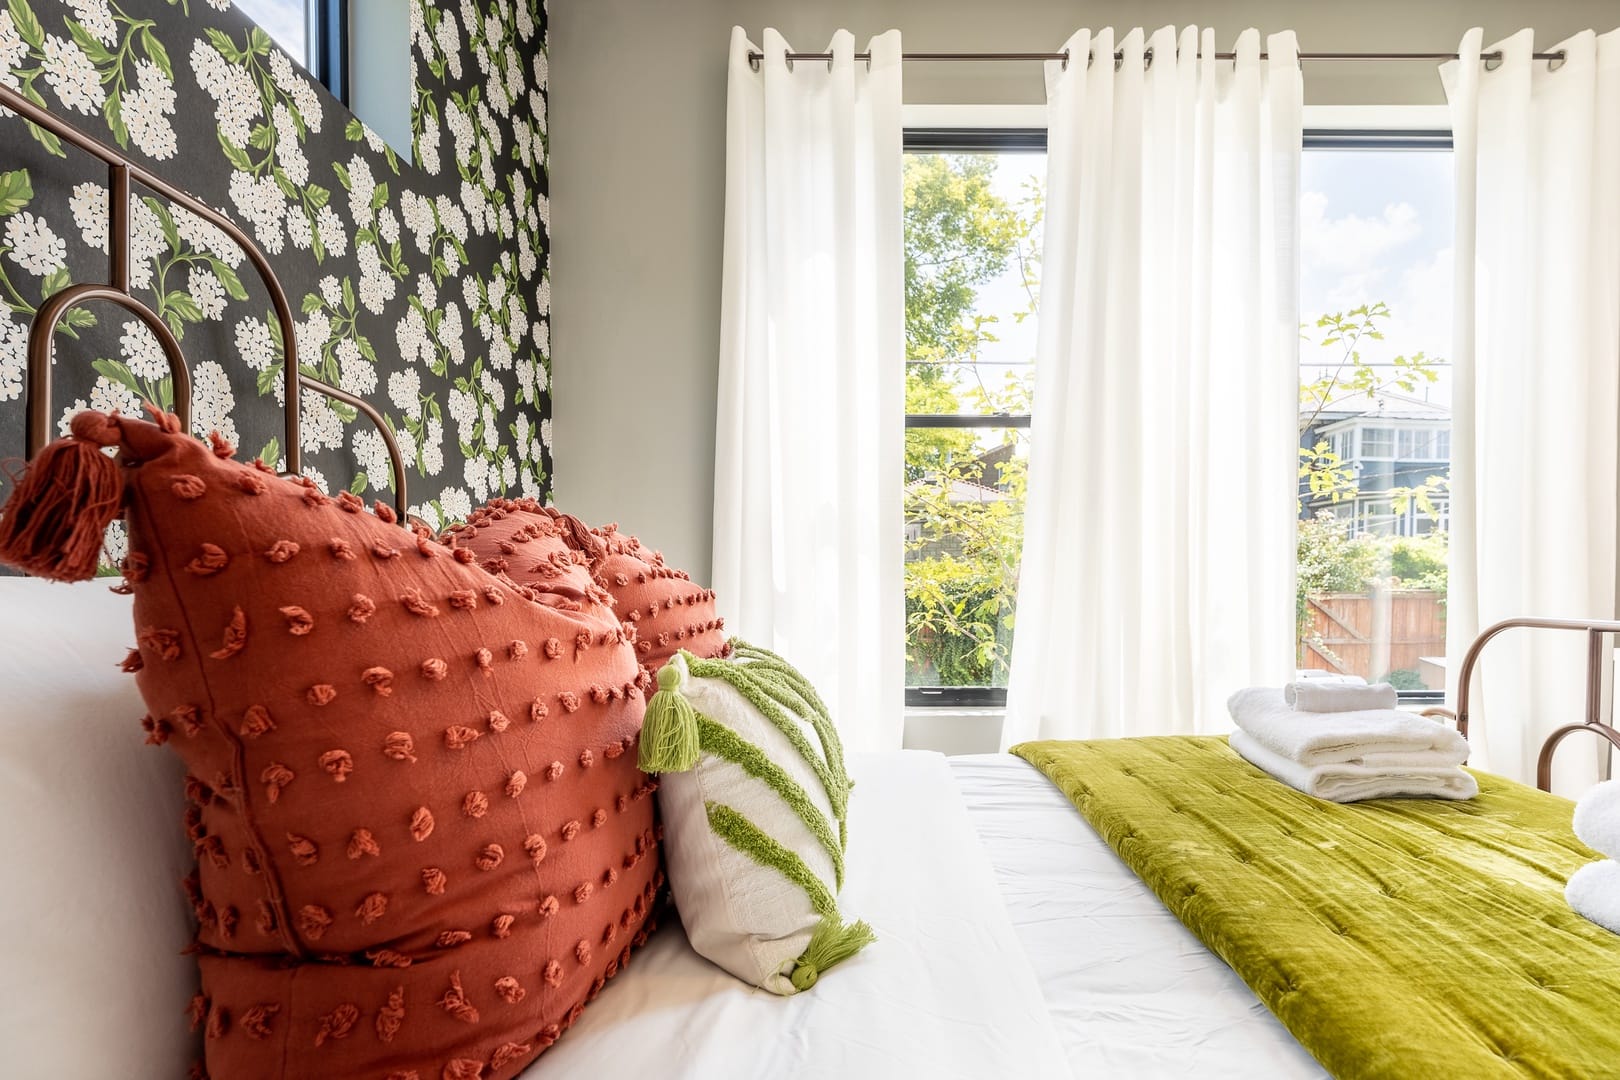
[300, 388, 344, 451]
[463, 454, 488, 502]
[541, 418, 552, 451]
[272, 103, 309, 185]
[0, 320, 24, 403]
[352, 426, 392, 489]
[319, 274, 343, 306]
[235, 316, 277, 373]
[337, 337, 375, 395]
[120, 320, 169, 381]
[300, 466, 329, 493]
[188, 266, 227, 320]
[315, 205, 347, 257]
[191, 360, 239, 445]
[423, 417, 446, 476]
[89, 373, 140, 417]
[42, 35, 104, 115]
[190, 38, 262, 149]
[436, 9, 462, 79]
[101, 519, 128, 565]
[128, 198, 166, 289]
[69, 0, 116, 47]
[0, 14, 28, 88]
[124, 60, 178, 160]
[5, 211, 66, 276]
[175, 207, 245, 268]
[438, 485, 471, 524]
[228, 171, 287, 254]
[389, 368, 422, 413]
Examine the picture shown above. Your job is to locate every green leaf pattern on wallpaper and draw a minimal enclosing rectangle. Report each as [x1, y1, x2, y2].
[0, 0, 550, 563]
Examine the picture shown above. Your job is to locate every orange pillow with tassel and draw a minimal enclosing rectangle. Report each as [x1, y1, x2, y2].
[0, 410, 664, 1080]
[450, 501, 730, 676]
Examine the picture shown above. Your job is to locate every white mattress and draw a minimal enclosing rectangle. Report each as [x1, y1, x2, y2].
[530, 750, 1071, 1078]
[947, 753, 1327, 1078]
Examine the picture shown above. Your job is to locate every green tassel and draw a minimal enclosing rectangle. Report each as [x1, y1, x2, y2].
[787, 914, 876, 992]
[638, 661, 702, 773]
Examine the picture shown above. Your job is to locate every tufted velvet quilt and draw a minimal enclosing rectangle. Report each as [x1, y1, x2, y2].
[1013, 736, 1620, 1080]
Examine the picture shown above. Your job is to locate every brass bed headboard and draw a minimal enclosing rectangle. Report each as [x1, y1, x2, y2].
[0, 85, 409, 520]
[1424, 617, 1620, 791]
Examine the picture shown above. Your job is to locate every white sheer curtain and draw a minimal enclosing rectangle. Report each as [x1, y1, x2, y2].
[1002, 27, 1302, 747]
[1441, 27, 1620, 792]
[712, 27, 905, 752]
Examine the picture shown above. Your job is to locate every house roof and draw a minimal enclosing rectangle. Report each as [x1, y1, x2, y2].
[1302, 389, 1450, 427]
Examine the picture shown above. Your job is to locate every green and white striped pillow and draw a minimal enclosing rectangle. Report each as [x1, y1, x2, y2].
[639, 640, 874, 994]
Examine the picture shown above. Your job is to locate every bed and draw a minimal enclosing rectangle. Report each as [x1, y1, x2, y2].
[7, 80, 1620, 1080]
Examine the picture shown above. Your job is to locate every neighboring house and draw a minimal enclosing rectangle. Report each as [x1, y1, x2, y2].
[1300, 392, 1451, 537]
[904, 475, 1008, 558]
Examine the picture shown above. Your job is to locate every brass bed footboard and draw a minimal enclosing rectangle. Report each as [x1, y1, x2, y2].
[1422, 617, 1620, 791]
[0, 85, 409, 520]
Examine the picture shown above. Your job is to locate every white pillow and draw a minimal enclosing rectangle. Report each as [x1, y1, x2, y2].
[643, 641, 873, 994]
[0, 577, 198, 1078]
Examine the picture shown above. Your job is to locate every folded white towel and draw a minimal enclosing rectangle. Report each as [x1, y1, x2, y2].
[1572, 779, 1620, 860]
[1565, 859, 1620, 935]
[1285, 680, 1399, 713]
[1229, 731, 1479, 803]
[1227, 687, 1470, 767]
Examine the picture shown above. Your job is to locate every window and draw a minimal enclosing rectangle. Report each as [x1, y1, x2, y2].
[903, 130, 1045, 707]
[1297, 132, 1453, 698]
[233, 0, 348, 102]
[1360, 427, 1395, 458]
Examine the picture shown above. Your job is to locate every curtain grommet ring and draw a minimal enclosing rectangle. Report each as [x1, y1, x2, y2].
[1548, 51, 1566, 72]
[1483, 51, 1503, 71]
[1144, 45, 1154, 70]
[749, 55, 761, 73]
[1059, 49, 1069, 70]
[1114, 51, 1124, 71]
[1086, 49, 1094, 69]
[785, 56, 794, 72]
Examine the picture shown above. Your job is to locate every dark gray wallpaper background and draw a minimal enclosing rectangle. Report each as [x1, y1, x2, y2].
[0, 0, 550, 563]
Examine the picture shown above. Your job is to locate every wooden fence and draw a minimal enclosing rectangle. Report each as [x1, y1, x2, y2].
[1299, 589, 1446, 689]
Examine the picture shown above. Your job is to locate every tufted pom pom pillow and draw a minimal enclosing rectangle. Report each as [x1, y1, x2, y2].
[637, 641, 873, 994]
[0, 411, 665, 1079]
[452, 501, 730, 676]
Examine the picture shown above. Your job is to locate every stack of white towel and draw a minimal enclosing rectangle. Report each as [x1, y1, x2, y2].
[1568, 780, 1620, 935]
[1227, 675, 1477, 803]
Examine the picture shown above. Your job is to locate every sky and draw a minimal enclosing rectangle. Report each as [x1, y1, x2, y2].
[943, 146, 1455, 413]
[233, 0, 309, 64]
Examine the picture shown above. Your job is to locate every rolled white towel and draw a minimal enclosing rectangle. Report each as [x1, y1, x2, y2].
[1229, 731, 1478, 803]
[1565, 859, 1620, 935]
[1285, 680, 1399, 713]
[1571, 779, 1620, 859]
[1228, 687, 1470, 767]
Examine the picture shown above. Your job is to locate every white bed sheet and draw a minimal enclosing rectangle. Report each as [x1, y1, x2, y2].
[948, 753, 1327, 1078]
[528, 750, 1070, 1079]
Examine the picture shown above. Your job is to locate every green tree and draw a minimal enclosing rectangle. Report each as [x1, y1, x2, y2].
[902, 154, 1040, 686]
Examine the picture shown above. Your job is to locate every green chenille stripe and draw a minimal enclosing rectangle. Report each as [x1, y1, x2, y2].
[687, 654, 850, 821]
[730, 641, 850, 794]
[697, 715, 845, 889]
[705, 801, 836, 918]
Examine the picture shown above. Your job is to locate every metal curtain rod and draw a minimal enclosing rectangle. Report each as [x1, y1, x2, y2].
[748, 48, 1568, 68]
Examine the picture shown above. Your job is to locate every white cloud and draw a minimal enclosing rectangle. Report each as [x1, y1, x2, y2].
[1300, 191, 1423, 276]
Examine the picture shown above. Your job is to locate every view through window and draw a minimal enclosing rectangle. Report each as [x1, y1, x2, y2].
[1297, 141, 1454, 694]
[234, 0, 310, 68]
[903, 142, 1045, 704]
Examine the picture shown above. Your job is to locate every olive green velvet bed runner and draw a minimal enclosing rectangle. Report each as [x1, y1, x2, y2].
[1012, 736, 1620, 1080]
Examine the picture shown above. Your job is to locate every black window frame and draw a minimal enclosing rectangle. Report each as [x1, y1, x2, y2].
[311, 0, 349, 105]
[903, 127, 1045, 709]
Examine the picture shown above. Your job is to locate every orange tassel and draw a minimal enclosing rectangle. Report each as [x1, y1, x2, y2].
[0, 411, 125, 581]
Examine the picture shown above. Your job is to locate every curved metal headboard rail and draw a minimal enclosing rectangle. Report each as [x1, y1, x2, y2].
[0, 84, 408, 520]
[1435, 616, 1620, 791]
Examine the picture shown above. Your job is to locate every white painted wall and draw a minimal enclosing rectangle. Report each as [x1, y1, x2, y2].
[549, 0, 1613, 581]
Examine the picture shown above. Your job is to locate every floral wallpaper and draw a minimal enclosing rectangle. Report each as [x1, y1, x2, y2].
[0, 0, 550, 561]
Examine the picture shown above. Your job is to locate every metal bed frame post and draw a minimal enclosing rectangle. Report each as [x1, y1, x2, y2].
[1425, 617, 1620, 791]
[1, 85, 409, 520]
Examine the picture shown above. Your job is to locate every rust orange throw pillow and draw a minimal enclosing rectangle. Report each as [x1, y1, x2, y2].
[0, 411, 663, 1080]
[452, 502, 729, 675]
